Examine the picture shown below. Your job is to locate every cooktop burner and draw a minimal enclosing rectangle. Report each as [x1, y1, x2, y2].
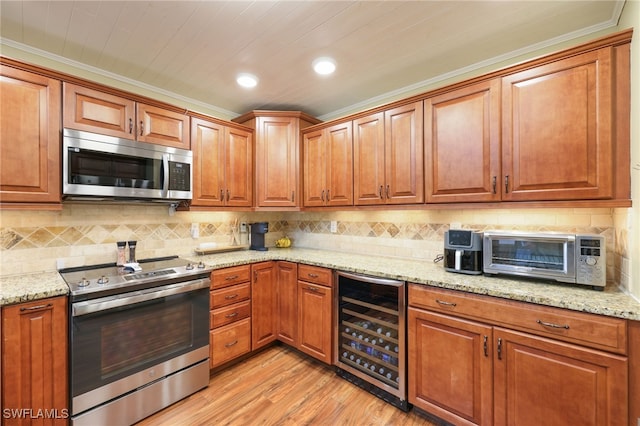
[59, 255, 211, 301]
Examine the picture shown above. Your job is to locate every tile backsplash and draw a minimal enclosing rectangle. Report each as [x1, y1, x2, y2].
[0, 204, 630, 291]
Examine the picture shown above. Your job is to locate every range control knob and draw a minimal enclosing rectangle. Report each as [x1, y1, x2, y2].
[97, 276, 110, 285]
[78, 278, 90, 287]
[185, 263, 194, 270]
[198, 261, 205, 269]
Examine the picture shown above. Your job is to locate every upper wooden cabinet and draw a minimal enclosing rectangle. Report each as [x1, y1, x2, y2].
[0, 65, 61, 208]
[354, 101, 424, 205]
[303, 121, 353, 207]
[424, 79, 501, 203]
[233, 111, 321, 209]
[63, 82, 190, 149]
[501, 47, 617, 202]
[191, 117, 252, 207]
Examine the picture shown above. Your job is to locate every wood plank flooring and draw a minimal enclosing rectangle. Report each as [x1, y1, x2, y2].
[137, 344, 438, 426]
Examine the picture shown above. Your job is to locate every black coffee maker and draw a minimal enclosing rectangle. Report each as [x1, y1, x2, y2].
[444, 230, 483, 275]
[249, 222, 269, 251]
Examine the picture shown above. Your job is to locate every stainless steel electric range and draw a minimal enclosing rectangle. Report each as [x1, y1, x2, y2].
[60, 256, 212, 426]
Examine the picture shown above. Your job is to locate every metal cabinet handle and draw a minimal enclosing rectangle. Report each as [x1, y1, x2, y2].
[139, 120, 144, 136]
[435, 299, 457, 307]
[225, 312, 238, 318]
[225, 275, 239, 281]
[224, 294, 238, 300]
[497, 337, 503, 360]
[226, 190, 230, 202]
[291, 191, 295, 202]
[492, 176, 497, 194]
[326, 189, 330, 202]
[386, 185, 390, 199]
[129, 118, 133, 134]
[321, 190, 325, 202]
[536, 319, 570, 330]
[20, 303, 53, 312]
[504, 175, 509, 193]
[308, 273, 319, 278]
[225, 340, 238, 348]
[483, 335, 488, 357]
[379, 185, 384, 199]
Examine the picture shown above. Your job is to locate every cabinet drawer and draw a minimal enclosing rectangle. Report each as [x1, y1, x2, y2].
[298, 264, 332, 287]
[210, 283, 251, 309]
[408, 284, 627, 354]
[210, 301, 251, 328]
[210, 318, 251, 368]
[211, 265, 251, 289]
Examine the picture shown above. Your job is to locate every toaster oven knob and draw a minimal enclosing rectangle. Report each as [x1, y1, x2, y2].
[585, 257, 597, 266]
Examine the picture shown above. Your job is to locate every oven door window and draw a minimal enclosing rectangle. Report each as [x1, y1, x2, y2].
[490, 238, 566, 271]
[70, 288, 208, 397]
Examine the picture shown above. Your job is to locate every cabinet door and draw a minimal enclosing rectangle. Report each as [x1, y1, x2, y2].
[326, 122, 353, 206]
[302, 129, 326, 207]
[1, 66, 61, 205]
[191, 117, 225, 206]
[251, 262, 278, 350]
[255, 116, 298, 207]
[425, 79, 501, 203]
[298, 281, 333, 364]
[276, 261, 298, 346]
[225, 126, 253, 207]
[502, 48, 613, 201]
[63, 82, 135, 139]
[136, 103, 190, 149]
[2, 297, 68, 425]
[385, 101, 424, 204]
[409, 307, 493, 426]
[354, 112, 385, 205]
[493, 327, 627, 426]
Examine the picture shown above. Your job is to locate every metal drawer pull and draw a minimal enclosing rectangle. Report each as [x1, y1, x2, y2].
[224, 294, 238, 300]
[225, 340, 238, 348]
[308, 273, 319, 278]
[306, 286, 319, 292]
[20, 303, 53, 312]
[225, 312, 238, 318]
[536, 319, 570, 330]
[497, 337, 503, 360]
[225, 275, 239, 281]
[435, 299, 457, 307]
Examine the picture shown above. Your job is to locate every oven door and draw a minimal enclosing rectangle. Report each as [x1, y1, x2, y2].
[70, 279, 210, 416]
[483, 232, 576, 282]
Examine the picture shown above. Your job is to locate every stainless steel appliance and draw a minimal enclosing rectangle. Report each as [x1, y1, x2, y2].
[63, 128, 192, 203]
[444, 230, 483, 275]
[334, 271, 408, 411]
[249, 222, 269, 251]
[60, 256, 211, 426]
[483, 231, 606, 290]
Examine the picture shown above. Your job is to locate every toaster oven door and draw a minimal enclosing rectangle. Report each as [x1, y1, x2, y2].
[483, 233, 576, 282]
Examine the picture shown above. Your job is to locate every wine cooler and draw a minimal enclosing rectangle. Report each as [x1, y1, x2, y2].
[334, 271, 408, 411]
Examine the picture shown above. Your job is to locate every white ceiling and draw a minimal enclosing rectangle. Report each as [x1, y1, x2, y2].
[0, 1, 626, 120]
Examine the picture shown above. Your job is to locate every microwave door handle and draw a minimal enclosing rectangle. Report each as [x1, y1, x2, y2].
[162, 154, 170, 197]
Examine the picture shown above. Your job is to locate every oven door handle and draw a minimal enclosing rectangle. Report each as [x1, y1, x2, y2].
[72, 278, 210, 317]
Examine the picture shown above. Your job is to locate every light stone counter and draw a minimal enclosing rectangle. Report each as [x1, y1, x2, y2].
[2, 248, 639, 322]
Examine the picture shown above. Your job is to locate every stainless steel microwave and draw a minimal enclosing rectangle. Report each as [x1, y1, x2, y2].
[483, 231, 606, 290]
[63, 129, 192, 202]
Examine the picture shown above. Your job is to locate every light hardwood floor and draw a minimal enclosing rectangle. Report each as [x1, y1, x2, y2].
[137, 344, 438, 425]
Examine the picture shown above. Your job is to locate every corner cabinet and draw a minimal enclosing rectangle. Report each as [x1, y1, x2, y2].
[63, 82, 190, 149]
[302, 121, 353, 207]
[233, 111, 321, 209]
[408, 284, 628, 426]
[2, 296, 68, 425]
[0, 64, 61, 208]
[354, 101, 424, 205]
[191, 117, 252, 208]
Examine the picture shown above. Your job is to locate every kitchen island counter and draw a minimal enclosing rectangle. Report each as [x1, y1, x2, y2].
[2, 248, 639, 321]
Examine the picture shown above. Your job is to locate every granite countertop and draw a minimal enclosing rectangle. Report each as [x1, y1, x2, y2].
[2, 248, 640, 321]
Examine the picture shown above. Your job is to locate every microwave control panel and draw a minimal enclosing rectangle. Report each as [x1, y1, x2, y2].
[168, 161, 191, 191]
[575, 235, 606, 288]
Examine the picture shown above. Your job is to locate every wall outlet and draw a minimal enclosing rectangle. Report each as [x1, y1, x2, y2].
[240, 222, 247, 233]
[330, 220, 337, 233]
[450, 222, 462, 230]
[191, 223, 199, 239]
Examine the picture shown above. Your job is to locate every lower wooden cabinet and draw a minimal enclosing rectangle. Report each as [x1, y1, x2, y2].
[1, 296, 68, 425]
[251, 262, 278, 350]
[408, 284, 629, 426]
[210, 318, 251, 367]
[297, 265, 333, 364]
[276, 261, 298, 346]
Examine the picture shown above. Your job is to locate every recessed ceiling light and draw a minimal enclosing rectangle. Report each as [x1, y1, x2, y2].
[237, 73, 258, 88]
[312, 57, 336, 75]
